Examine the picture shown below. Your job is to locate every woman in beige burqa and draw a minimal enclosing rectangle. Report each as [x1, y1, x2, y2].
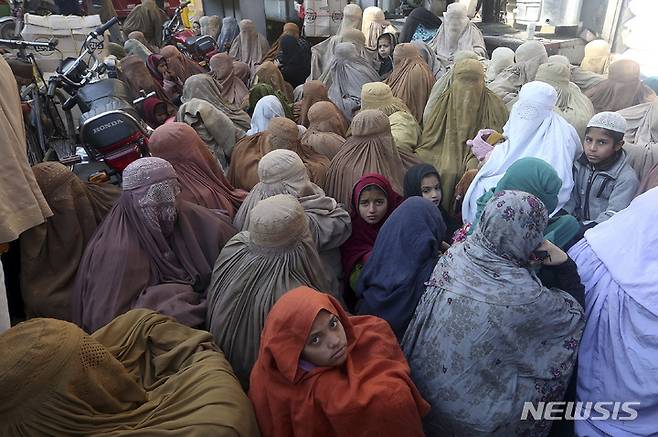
[206, 194, 332, 389]
[234, 149, 351, 295]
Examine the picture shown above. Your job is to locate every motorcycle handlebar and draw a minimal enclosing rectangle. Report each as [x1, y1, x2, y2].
[0, 37, 58, 51]
[92, 16, 118, 38]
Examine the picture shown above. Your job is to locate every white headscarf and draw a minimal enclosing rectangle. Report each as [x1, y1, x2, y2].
[247, 95, 285, 136]
[462, 81, 581, 223]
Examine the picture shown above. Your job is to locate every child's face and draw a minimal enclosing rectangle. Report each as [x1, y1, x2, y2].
[358, 187, 388, 225]
[302, 310, 348, 367]
[154, 104, 169, 125]
[192, 22, 201, 35]
[420, 174, 442, 207]
[378, 38, 391, 58]
[157, 60, 169, 76]
[583, 127, 623, 165]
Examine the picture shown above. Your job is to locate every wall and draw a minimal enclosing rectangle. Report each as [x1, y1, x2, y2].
[580, 0, 609, 36]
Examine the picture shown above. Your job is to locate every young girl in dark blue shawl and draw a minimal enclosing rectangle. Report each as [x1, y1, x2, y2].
[356, 197, 446, 339]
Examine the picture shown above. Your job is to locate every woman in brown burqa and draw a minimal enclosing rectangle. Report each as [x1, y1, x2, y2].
[148, 123, 247, 218]
[209, 53, 250, 107]
[228, 117, 330, 191]
[385, 43, 436, 124]
[584, 59, 656, 113]
[0, 309, 260, 436]
[206, 194, 332, 389]
[122, 0, 169, 47]
[72, 157, 237, 333]
[252, 60, 295, 103]
[417, 59, 508, 212]
[19, 163, 120, 321]
[301, 101, 347, 159]
[324, 109, 420, 209]
[160, 45, 206, 82]
[295, 80, 348, 131]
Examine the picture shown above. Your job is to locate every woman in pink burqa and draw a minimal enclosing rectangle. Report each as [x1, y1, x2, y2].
[72, 157, 237, 332]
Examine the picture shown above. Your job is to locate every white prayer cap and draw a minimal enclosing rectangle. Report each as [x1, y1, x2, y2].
[587, 111, 627, 134]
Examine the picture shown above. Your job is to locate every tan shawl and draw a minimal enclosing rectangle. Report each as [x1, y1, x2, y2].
[176, 98, 245, 170]
[206, 194, 331, 388]
[417, 59, 509, 211]
[229, 19, 270, 74]
[361, 6, 396, 49]
[385, 43, 436, 124]
[296, 80, 348, 132]
[227, 132, 269, 191]
[0, 56, 51, 243]
[268, 117, 330, 185]
[584, 59, 656, 113]
[209, 53, 249, 107]
[228, 117, 329, 190]
[301, 101, 347, 159]
[489, 40, 548, 104]
[323, 109, 419, 209]
[19, 163, 119, 320]
[581, 39, 612, 74]
[618, 100, 658, 181]
[233, 150, 351, 294]
[0, 310, 260, 435]
[548, 53, 607, 93]
[181, 74, 252, 131]
[122, 0, 169, 47]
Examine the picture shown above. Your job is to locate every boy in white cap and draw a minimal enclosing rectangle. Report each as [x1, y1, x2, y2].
[565, 111, 639, 227]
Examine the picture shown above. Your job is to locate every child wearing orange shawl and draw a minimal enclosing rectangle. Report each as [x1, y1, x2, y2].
[249, 287, 430, 437]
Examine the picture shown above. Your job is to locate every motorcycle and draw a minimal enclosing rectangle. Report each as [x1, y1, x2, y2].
[47, 17, 153, 183]
[162, 0, 218, 65]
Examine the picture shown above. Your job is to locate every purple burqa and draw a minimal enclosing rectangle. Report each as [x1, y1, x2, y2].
[568, 187, 658, 436]
[72, 157, 237, 332]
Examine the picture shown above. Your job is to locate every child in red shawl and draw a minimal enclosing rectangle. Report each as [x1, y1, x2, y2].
[340, 173, 403, 309]
[249, 286, 429, 437]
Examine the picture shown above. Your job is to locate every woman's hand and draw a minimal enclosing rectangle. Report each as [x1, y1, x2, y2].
[534, 240, 568, 266]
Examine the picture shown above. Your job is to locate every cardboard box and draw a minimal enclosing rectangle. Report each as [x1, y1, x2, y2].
[21, 14, 102, 72]
[304, 0, 348, 37]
